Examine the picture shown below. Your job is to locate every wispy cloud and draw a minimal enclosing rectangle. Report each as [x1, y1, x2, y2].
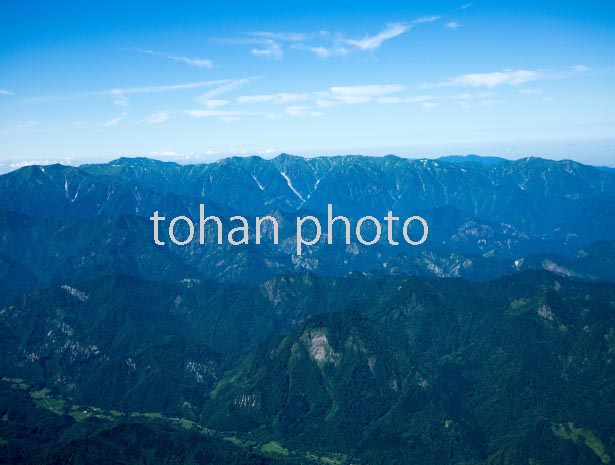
[422, 65, 589, 88]
[284, 105, 323, 117]
[446, 21, 460, 29]
[345, 22, 411, 51]
[236, 93, 309, 104]
[131, 47, 213, 69]
[200, 99, 229, 108]
[100, 113, 127, 127]
[424, 69, 542, 88]
[413, 16, 441, 24]
[249, 31, 310, 42]
[1, 120, 36, 134]
[460, 2, 473, 9]
[376, 91, 493, 108]
[0, 89, 14, 96]
[319, 84, 405, 104]
[26, 80, 232, 104]
[108, 81, 230, 96]
[247, 31, 329, 59]
[183, 109, 253, 122]
[229, 18, 439, 59]
[251, 41, 283, 59]
[378, 95, 434, 104]
[304, 45, 349, 58]
[137, 112, 169, 124]
[195, 78, 255, 103]
[517, 88, 542, 95]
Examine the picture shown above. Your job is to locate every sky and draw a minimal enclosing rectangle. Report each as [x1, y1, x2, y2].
[0, 0, 614, 168]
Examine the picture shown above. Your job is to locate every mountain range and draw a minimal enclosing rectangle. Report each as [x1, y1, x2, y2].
[1, 154, 615, 464]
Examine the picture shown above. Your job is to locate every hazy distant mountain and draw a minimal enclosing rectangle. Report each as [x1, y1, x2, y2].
[1, 154, 615, 299]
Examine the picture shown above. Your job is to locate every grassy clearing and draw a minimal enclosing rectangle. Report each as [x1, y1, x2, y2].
[552, 422, 611, 463]
[68, 407, 91, 421]
[261, 441, 289, 456]
[30, 389, 65, 415]
[224, 436, 244, 446]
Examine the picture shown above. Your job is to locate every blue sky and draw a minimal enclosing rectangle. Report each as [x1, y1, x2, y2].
[1, 0, 614, 167]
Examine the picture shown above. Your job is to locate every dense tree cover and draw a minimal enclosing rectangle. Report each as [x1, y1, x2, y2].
[2, 271, 614, 464]
[0, 383, 295, 465]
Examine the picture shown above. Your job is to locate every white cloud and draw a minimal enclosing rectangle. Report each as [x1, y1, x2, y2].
[423, 69, 543, 88]
[378, 95, 433, 104]
[345, 22, 411, 51]
[460, 2, 473, 9]
[184, 109, 249, 118]
[195, 78, 255, 102]
[236, 93, 309, 104]
[113, 97, 129, 107]
[111, 81, 229, 96]
[517, 88, 542, 95]
[0, 89, 14, 96]
[324, 84, 405, 103]
[252, 41, 283, 59]
[315, 99, 339, 108]
[343, 17, 439, 51]
[200, 99, 229, 108]
[423, 65, 590, 89]
[412, 16, 441, 24]
[148, 150, 178, 158]
[137, 112, 169, 124]
[218, 116, 240, 122]
[446, 21, 460, 29]
[230, 20, 436, 59]
[249, 31, 309, 42]
[132, 48, 213, 69]
[478, 99, 503, 106]
[8, 158, 73, 169]
[421, 102, 438, 109]
[1, 120, 36, 134]
[100, 113, 127, 127]
[284, 105, 323, 117]
[26, 80, 232, 104]
[307, 45, 349, 58]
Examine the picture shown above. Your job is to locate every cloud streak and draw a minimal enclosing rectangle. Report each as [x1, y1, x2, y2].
[1, 121, 36, 135]
[345, 22, 411, 51]
[25, 80, 238, 105]
[321, 84, 405, 103]
[137, 112, 169, 124]
[100, 113, 127, 127]
[251, 41, 283, 59]
[236, 92, 310, 104]
[231, 17, 440, 60]
[195, 78, 256, 103]
[0, 89, 14, 96]
[421, 66, 588, 88]
[131, 47, 213, 69]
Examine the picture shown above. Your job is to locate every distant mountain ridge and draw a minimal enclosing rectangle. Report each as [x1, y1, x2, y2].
[1, 154, 615, 299]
